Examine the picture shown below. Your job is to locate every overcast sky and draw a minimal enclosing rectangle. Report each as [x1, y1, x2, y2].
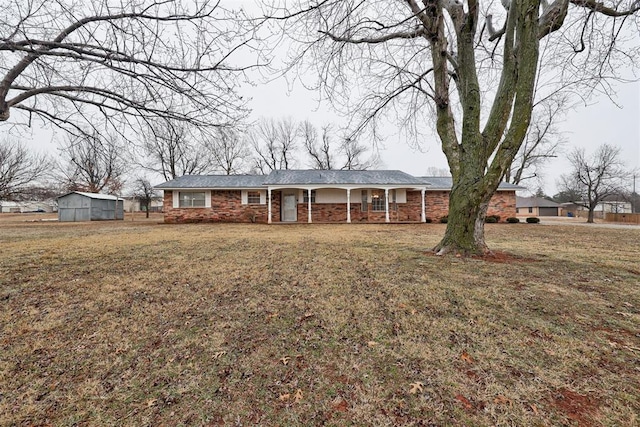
[245, 72, 639, 195]
[14, 0, 640, 196]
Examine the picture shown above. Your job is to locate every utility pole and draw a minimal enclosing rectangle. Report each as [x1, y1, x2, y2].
[633, 174, 637, 213]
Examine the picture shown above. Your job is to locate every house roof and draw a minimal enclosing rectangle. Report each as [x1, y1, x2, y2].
[155, 175, 266, 189]
[516, 196, 561, 208]
[419, 176, 526, 191]
[155, 171, 526, 191]
[58, 191, 121, 201]
[263, 169, 427, 186]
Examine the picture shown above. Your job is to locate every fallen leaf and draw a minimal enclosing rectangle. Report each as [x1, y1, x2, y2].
[494, 395, 512, 406]
[367, 341, 377, 347]
[332, 397, 349, 412]
[455, 394, 473, 409]
[265, 312, 278, 321]
[460, 351, 474, 364]
[279, 393, 290, 401]
[294, 389, 303, 402]
[281, 356, 290, 365]
[409, 381, 424, 394]
[146, 398, 157, 407]
[530, 403, 539, 415]
[213, 351, 226, 359]
[410, 309, 417, 315]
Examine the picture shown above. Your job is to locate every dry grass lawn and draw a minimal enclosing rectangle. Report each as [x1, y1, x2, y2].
[1, 214, 639, 426]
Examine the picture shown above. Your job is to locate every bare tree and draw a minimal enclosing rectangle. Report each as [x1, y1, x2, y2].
[132, 177, 158, 218]
[340, 137, 377, 170]
[0, 0, 260, 139]
[301, 121, 377, 170]
[269, 0, 640, 255]
[250, 117, 299, 173]
[301, 121, 333, 169]
[57, 131, 126, 194]
[0, 138, 50, 200]
[208, 128, 250, 175]
[425, 167, 451, 177]
[140, 119, 213, 180]
[558, 144, 629, 223]
[505, 96, 567, 186]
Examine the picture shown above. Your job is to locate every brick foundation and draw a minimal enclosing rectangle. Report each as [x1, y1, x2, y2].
[163, 189, 517, 223]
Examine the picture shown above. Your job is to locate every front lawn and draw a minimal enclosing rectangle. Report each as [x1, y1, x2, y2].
[1, 220, 638, 425]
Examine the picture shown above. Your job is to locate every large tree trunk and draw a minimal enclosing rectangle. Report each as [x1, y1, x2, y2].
[587, 208, 595, 223]
[434, 175, 494, 256]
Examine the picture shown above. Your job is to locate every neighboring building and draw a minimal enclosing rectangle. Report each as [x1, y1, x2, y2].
[57, 192, 124, 222]
[0, 200, 57, 213]
[155, 170, 523, 224]
[516, 196, 561, 217]
[122, 196, 164, 213]
[560, 196, 632, 219]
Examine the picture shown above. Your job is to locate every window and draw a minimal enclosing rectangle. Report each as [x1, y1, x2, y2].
[247, 191, 261, 204]
[179, 191, 205, 208]
[371, 190, 386, 211]
[303, 190, 316, 203]
[528, 207, 533, 213]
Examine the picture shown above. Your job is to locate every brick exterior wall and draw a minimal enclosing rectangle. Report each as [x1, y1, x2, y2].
[163, 189, 517, 223]
[163, 190, 280, 224]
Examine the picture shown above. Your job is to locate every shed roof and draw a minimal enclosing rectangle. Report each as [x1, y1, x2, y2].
[155, 175, 266, 189]
[58, 191, 121, 201]
[263, 169, 427, 186]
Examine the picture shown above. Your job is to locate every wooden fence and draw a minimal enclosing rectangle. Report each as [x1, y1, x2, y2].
[605, 213, 640, 224]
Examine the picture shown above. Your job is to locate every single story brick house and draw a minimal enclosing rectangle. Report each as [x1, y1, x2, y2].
[155, 170, 522, 224]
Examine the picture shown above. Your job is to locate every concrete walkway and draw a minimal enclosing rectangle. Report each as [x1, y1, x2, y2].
[538, 216, 640, 230]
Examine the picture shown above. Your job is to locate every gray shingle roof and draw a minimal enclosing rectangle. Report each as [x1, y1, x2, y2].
[155, 171, 526, 191]
[155, 175, 266, 189]
[516, 196, 561, 208]
[419, 176, 526, 191]
[263, 170, 426, 186]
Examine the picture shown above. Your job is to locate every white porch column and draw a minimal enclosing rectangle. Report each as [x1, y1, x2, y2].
[346, 188, 351, 223]
[268, 188, 272, 224]
[421, 188, 426, 223]
[385, 188, 390, 223]
[307, 189, 312, 223]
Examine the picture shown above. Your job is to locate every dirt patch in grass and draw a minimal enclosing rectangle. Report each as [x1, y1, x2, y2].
[1, 221, 638, 425]
[548, 388, 601, 426]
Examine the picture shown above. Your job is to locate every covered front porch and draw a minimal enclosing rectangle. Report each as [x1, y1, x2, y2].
[267, 186, 428, 224]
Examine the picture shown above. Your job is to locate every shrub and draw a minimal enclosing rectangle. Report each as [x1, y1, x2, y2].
[526, 217, 540, 224]
[485, 216, 498, 223]
[439, 216, 448, 224]
[506, 217, 520, 223]
[489, 214, 501, 222]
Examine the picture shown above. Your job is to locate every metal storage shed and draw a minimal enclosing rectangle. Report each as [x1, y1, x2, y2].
[57, 192, 124, 222]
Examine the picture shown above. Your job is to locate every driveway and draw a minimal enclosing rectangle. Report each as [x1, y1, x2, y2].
[538, 216, 640, 230]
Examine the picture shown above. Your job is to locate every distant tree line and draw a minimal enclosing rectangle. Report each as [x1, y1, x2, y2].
[0, 117, 379, 203]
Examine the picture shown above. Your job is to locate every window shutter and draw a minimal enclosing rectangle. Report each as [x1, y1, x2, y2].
[173, 191, 179, 208]
[241, 190, 248, 205]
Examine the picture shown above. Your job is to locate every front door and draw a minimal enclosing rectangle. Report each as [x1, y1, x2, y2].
[282, 193, 297, 222]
